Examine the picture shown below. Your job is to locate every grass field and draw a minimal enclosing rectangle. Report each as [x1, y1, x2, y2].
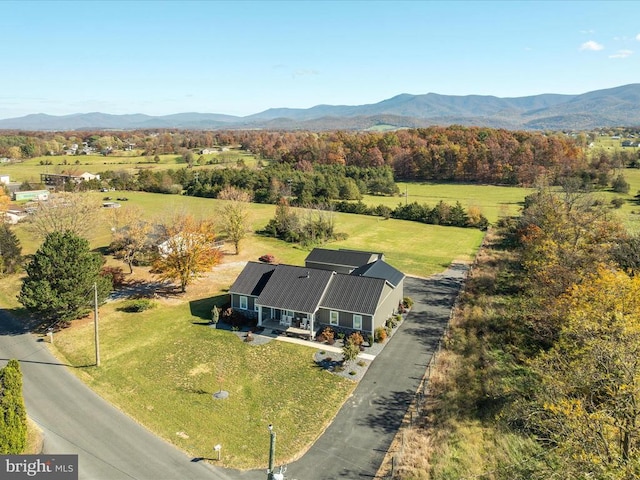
[0, 149, 260, 184]
[365, 182, 535, 224]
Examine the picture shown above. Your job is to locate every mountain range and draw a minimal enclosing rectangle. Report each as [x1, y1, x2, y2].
[1, 84, 639, 131]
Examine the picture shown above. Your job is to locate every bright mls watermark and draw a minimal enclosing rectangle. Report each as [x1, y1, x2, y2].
[1, 455, 78, 480]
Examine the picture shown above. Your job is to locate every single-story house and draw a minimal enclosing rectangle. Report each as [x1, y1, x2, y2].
[12, 190, 49, 202]
[229, 248, 405, 339]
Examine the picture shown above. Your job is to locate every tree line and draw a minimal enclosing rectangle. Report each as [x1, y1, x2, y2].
[413, 186, 640, 478]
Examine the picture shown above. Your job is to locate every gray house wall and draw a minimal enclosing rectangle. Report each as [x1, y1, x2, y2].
[372, 279, 405, 330]
[316, 308, 374, 336]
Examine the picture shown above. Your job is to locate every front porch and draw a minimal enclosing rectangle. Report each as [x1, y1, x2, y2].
[261, 318, 314, 340]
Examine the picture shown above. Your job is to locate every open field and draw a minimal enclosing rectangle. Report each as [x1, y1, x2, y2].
[364, 182, 535, 224]
[0, 149, 260, 184]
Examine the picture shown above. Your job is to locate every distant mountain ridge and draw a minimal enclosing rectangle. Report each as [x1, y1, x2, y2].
[1, 84, 639, 131]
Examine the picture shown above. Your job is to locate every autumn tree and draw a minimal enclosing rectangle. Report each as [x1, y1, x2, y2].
[528, 267, 640, 478]
[26, 192, 102, 240]
[109, 205, 153, 273]
[152, 214, 221, 292]
[18, 231, 112, 322]
[217, 186, 252, 255]
[0, 359, 27, 454]
[0, 188, 9, 217]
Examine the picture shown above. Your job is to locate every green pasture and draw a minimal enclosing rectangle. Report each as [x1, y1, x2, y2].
[0, 150, 260, 184]
[363, 182, 535, 224]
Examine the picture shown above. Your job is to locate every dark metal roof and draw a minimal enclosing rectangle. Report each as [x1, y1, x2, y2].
[257, 265, 335, 314]
[320, 274, 386, 315]
[229, 262, 276, 296]
[305, 248, 382, 270]
[352, 259, 405, 288]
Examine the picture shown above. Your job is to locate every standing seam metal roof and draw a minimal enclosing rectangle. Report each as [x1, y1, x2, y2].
[256, 265, 335, 313]
[228, 262, 277, 296]
[319, 274, 385, 315]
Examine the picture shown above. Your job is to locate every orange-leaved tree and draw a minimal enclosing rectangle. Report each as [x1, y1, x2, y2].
[152, 214, 221, 292]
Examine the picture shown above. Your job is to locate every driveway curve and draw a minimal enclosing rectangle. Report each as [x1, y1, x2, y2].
[0, 263, 467, 480]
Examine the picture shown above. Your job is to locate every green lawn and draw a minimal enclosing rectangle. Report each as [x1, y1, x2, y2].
[52, 300, 354, 469]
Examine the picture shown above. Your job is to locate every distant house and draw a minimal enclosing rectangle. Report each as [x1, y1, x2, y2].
[0, 174, 9, 185]
[229, 248, 405, 339]
[13, 190, 49, 202]
[40, 172, 101, 188]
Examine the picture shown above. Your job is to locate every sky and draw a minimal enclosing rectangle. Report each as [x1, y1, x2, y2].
[1, 0, 639, 119]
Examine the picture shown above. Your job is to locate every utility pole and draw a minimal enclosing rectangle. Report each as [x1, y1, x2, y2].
[94, 282, 100, 366]
[267, 424, 276, 480]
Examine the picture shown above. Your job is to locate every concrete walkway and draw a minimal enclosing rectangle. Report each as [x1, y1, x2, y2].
[271, 334, 377, 361]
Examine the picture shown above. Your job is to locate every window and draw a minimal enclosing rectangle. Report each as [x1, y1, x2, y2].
[353, 315, 362, 330]
[239, 296, 248, 310]
[286, 310, 294, 318]
[330, 311, 339, 326]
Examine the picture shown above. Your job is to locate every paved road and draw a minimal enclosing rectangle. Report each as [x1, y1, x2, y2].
[0, 264, 467, 480]
[0, 312, 239, 480]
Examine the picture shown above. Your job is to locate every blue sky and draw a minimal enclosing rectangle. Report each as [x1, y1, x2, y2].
[1, 0, 639, 119]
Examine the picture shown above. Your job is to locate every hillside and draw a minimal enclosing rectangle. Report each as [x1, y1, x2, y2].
[1, 84, 639, 131]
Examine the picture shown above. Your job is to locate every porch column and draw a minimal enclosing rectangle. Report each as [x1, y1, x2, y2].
[310, 313, 315, 340]
[258, 305, 263, 326]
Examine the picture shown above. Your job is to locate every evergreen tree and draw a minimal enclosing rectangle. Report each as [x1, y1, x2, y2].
[0, 223, 22, 274]
[18, 231, 111, 322]
[0, 359, 27, 454]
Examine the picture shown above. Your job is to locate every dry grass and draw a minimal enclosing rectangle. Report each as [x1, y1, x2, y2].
[377, 230, 540, 480]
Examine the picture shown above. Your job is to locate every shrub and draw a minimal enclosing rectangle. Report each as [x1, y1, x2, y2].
[122, 299, 155, 312]
[367, 334, 374, 347]
[348, 331, 364, 346]
[259, 254, 275, 263]
[357, 360, 366, 367]
[611, 197, 625, 209]
[403, 296, 414, 309]
[322, 327, 335, 344]
[101, 266, 126, 288]
[336, 331, 345, 340]
[349, 371, 357, 376]
[342, 339, 361, 364]
[374, 326, 387, 343]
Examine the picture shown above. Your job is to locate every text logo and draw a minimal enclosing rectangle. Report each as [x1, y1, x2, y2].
[1, 455, 78, 480]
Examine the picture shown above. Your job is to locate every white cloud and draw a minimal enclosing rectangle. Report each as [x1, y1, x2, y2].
[609, 49, 633, 59]
[292, 69, 319, 79]
[636, 33, 640, 41]
[580, 40, 604, 51]
[580, 29, 595, 34]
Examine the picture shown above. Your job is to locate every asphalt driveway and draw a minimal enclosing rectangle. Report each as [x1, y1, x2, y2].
[283, 264, 469, 479]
